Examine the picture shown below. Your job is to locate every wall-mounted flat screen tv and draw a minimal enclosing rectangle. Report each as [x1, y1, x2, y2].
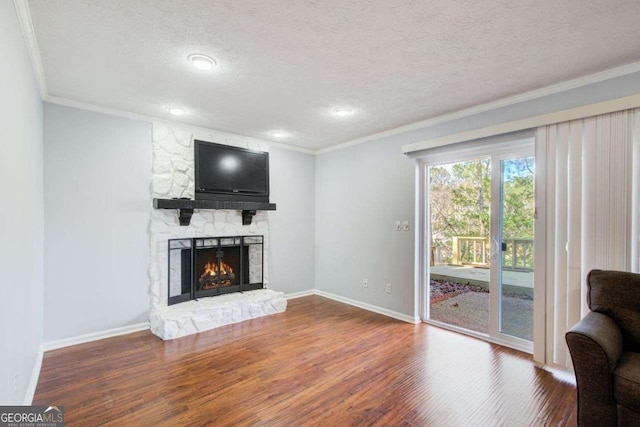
[194, 140, 269, 202]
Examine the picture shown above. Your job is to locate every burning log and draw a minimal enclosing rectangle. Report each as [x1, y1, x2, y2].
[199, 273, 236, 289]
[199, 274, 217, 289]
[199, 261, 236, 290]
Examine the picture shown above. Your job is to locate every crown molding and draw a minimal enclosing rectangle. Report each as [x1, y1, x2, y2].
[14, 0, 313, 156]
[39, 60, 640, 157]
[16, 0, 640, 156]
[403, 92, 640, 156]
[46, 95, 159, 123]
[45, 95, 315, 154]
[317, 60, 640, 155]
[13, 0, 47, 99]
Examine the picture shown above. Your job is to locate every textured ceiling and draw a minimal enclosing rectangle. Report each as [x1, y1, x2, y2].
[28, 0, 640, 150]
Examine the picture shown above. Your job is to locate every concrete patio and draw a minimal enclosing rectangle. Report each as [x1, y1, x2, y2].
[430, 265, 533, 297]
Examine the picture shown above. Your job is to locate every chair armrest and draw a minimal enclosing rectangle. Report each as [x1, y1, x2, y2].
[566, 311, 623, 426]
[567, 311, 623, 369]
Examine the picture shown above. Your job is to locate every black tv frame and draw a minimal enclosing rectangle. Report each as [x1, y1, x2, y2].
[194, 140, 270, 203]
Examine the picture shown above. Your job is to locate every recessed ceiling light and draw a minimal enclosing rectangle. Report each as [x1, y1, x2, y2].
[168, 107, 186, 116]
[188, 54, 216, 71]
[333, 107, 353, 117]
[270, 130, 287, 138]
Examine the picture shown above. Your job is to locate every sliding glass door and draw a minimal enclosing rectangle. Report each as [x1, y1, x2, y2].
[424, 141, 535, 352]
[429, 157, 491, 334]
[496, 156, 534, 342]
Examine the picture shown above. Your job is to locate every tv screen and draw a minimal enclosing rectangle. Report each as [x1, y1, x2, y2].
[194, 140, 269, 201]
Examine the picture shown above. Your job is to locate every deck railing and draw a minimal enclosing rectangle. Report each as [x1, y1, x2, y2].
[451, 236, 533, 271]
[452, 236, 488, 266]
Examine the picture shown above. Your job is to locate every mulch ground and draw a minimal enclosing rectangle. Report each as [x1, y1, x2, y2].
[430, 279, 488, 303]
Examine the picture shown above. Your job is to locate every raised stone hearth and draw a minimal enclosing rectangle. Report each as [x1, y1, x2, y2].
[150, 289, 286, 340]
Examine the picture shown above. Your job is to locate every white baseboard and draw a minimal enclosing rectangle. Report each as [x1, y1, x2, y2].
[283, 289, 315, 300]
[24, 322, 150, 405]
[23, 293, 415, 404]
[41, 322, 150, 352]
[313, 290, 420, 324]
[281, 289, 419, 323]
[23, 347, 44, 405]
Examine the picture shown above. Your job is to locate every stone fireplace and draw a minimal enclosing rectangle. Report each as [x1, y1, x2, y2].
[148, 121, 286, 340]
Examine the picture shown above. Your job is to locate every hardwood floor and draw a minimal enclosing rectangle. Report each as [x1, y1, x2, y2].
[34, 296, 577, 426]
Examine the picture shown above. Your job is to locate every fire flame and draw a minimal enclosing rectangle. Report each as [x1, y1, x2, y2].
[199, 260, 236, 290]
[203, 261, 233, 276]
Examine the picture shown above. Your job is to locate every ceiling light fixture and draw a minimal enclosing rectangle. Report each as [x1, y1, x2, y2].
[270, 130, 287, 138]
[332, 107, 353, 117]
[188, 54, 216, 71]
[168, 107, 186, 116]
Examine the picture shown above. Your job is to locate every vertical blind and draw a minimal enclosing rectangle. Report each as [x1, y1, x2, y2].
[535, 109, 640, 368]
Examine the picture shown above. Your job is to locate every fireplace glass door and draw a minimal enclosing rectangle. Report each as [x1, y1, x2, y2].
[168, 238, 194, 305]
[168, 235, 264, 305]
[195, 237, 244, 298]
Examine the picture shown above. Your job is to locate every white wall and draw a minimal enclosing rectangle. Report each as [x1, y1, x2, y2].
[43, 107, 315, 341]
[315, 139, 415, 315]
[43, 104, 151, 341]
[41, 69, 640, 338]
[0, 2, 44, 404]
[314, 72, 640, 319]
[269, 147, 315, 294]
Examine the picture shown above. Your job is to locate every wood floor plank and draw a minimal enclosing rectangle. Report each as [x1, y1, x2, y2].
[33, 296, 577, 426]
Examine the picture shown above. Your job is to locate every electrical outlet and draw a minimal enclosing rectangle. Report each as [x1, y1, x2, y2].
[394, 221, 401, 231]
[385, 283, 392, 294]
[363, 278, 368, 288]
[402, 220, 409, 231]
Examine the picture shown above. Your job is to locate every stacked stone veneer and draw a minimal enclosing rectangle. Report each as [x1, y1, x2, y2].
[148, 121, 286, 339]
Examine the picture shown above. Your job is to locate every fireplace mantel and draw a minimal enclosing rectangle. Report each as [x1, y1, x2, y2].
[153, 198, 276, 226]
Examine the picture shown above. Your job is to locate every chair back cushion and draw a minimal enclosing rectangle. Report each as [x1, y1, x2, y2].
[588, 269, 640, 352]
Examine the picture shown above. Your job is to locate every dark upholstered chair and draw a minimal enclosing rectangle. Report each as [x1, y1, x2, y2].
[566, 269, 640, 426]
